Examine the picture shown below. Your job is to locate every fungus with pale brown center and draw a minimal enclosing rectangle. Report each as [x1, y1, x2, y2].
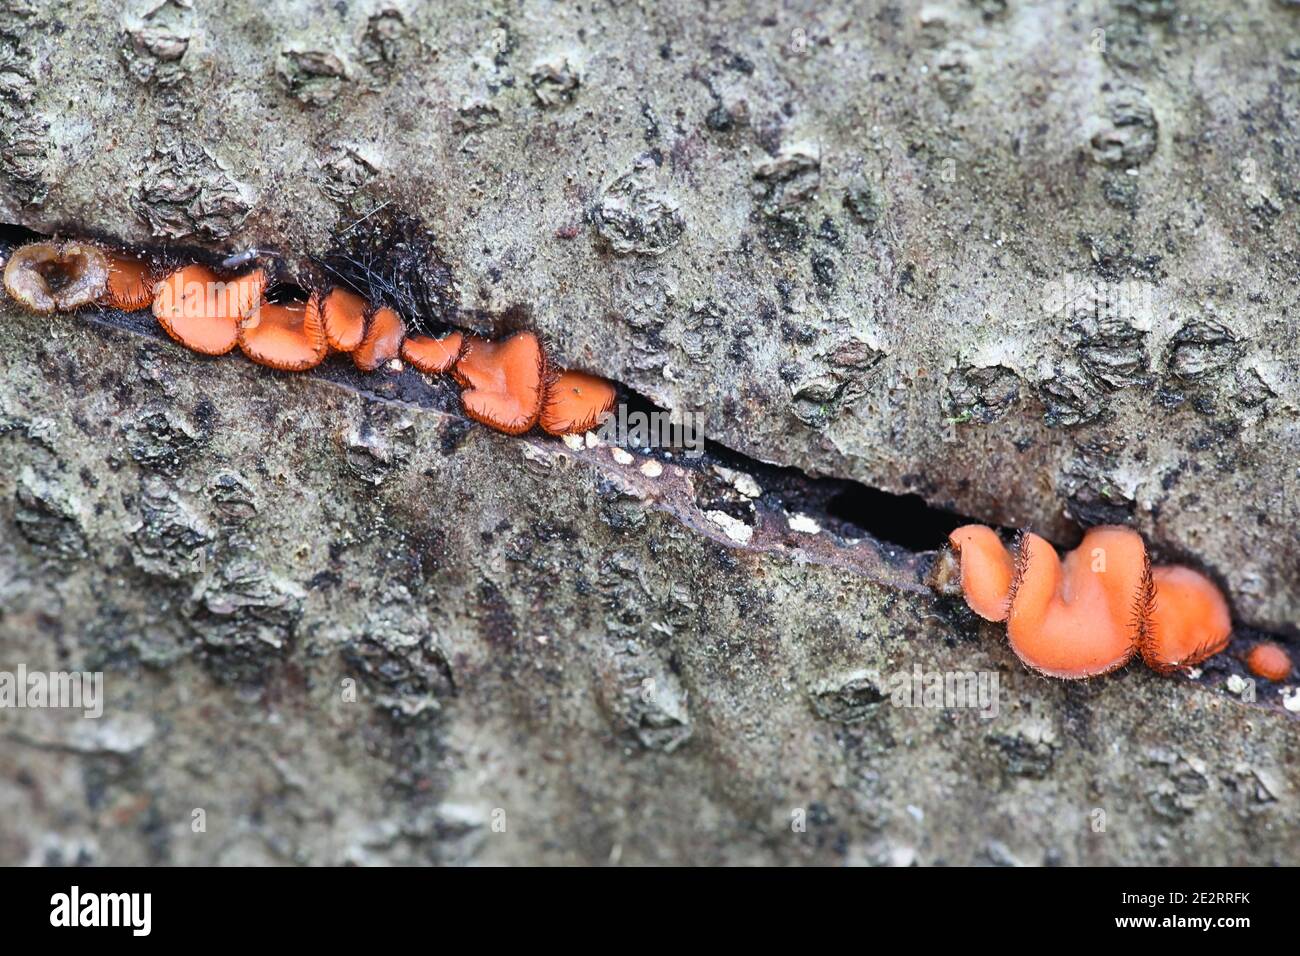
[238, 296, 327, 371]
[453, 331, 545, 435]
[3, 240, 109, 313]
[321, 286, 368, 352]
[401, 331, 464, 374]
[352, 305, 405, 371]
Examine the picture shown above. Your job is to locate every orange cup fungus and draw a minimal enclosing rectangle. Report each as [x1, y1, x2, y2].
[352, 305, 405, 372]
[540, 369, 618, 436]
[944, 524, 1233, 679]
[320, 286, 368, 352]
[1006, 528, 1146, 678]
[152, 264, 244, 355]
[402, 331, 464, 375]
[1246, 642, 1293, 682]
[104, 252, 155, 311]
[453, 332, 545, 435]
[238, 298, 327, 372]
[1143, 565, 1232, 672]
[3, 238, 618, 439]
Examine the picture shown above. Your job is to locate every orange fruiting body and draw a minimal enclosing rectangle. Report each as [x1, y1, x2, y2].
[1141, 565, 1232, 672]
[947, 523, 1235, 680]
[152, 264, 243, 355]
[946, 524, 1014, 622]
[238, 298, 327, 372]
[353, 305, 405, 371]
[103, 252, 154, 311]
[3, 240, 109, 313]
[4, 234, 641, 446]
[1246, 642, 1293, 682]
[1005, 527, 1146, 679]
[402, 331, 464, 375]
[540, 369, 617, 436]
[3, 234, 1266, 683]
[321, 286, 368, 352]
[231, 268, 267, 321]
[454, 332, 545, 435]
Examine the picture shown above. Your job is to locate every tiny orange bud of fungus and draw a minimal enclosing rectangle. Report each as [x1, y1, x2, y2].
[1246, 642, 1293, 682]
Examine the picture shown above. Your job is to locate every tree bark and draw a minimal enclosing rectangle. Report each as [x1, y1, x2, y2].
[0, 0, 1296, 864]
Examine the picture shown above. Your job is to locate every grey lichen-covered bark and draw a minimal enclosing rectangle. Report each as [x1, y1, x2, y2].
[2, 312, 1297, 865]
[1, 0, 1298, 864]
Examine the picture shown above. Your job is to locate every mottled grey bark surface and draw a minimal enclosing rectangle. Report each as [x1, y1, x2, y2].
[2, 311, 1297, 865]
[1, 0, 1298, 864]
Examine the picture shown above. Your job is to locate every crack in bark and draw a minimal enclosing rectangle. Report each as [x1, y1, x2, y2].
[3, 227, 1294, 712]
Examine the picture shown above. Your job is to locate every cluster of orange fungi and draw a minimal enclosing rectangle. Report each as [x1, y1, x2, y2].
[2, 240, 616, 437]
[944, 524, 1235, 679]
[6, 242, 1296, 686]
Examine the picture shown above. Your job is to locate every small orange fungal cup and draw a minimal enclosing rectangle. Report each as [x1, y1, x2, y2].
[1141, 565, 1232, 672]
[946, 524, 1015, 622]
[453, 332, 545, 435]
[353, 306, 405, 371]
[103, 252, 155, 311]
[321, 287, 368, 352]
[540, 369, 617, 436]
[238, 297, 327, 372]
[1245, 642, 1292, 682]
[152, 265, 242, 355]
[402, 331, 464, 374]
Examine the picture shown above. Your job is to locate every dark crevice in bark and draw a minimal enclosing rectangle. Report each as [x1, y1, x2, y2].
[0, 222, 980, 558]
[3, 227, 1295, 678]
